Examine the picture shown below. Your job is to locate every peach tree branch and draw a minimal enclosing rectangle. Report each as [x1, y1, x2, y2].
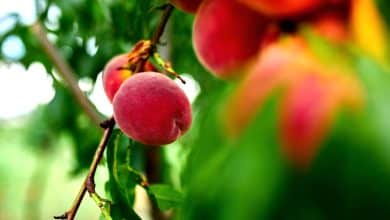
[54, 118, 115, 220]
[30, 22, 104, 127]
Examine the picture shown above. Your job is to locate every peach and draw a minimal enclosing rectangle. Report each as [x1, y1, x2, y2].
[103, 54, 132, 102]
[113, 72, 192, 146]
[279, 71, 363, 168]
[326, 0, 351, 8]
[238, 0, 322, 18]
[223, 36, 311, 136]
[169, 0, 203, 13]
[308, 10, 350, 43]
[102, 53, 158, 102]
[279, 74, 338, 168]
[143, 60, 158, 72]
[193, 0, 268, 79]
[223, 37, 364, 168]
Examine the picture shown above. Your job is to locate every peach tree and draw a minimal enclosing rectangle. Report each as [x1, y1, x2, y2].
[1, 0, 390, 219]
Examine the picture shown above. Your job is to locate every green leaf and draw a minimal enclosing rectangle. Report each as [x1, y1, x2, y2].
[355, 55, 390, 147]
[106, 130, 141, 220]
[110, 203, 140, 220]
[148, 184, 183, 211]
[181, 94, 286, 220]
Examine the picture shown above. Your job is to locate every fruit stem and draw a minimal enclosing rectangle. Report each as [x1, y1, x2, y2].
[90, 192, 112, 220]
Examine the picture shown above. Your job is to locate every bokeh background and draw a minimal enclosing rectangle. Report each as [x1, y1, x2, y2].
[1, 0, 390, 219]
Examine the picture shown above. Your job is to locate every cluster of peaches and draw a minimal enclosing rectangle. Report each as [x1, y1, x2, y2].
[171, 0, 386, 167]
[102, 41, 192, 146]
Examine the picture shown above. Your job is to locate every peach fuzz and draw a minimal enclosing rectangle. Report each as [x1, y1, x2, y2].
[113, 72, 192, 146]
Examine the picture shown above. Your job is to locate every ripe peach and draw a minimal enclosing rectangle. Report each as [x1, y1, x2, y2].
[279, 74, 337, 168]
[279, 71, 363, 168]
[143, 60, 158, 72]
[113, 72, 192, 146]
[223, 37, 363, 168]
[169, 0, 203, 13]
[238, 0, 322, 18]
[308, 10, 350, 43]
[326, 0, 351, 8]
[193, 0, 268, 79]
[102, 53, 158, 102]
[223, 36, 310, 136]
[103, 54, 131, 102]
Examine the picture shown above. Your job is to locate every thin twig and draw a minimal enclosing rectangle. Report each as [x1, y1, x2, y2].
[54, 118, 115, 220]
[85, 119, 116, 194]
[135, 4, 174, 73]
[30, 22, 103, 127]
[151, 4, 174, 47]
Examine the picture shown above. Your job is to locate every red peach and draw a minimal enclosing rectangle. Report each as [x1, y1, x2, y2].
[238, 0, 322, 18]
[143, 60, 158, 72]
[223, 36, 311, 136]
[169, 0, 203, 13]
[102, 53, 158, 102]
[193, 0, 268, 79]
[279, 74, 337, 168]
[308, 10, 350, 43]
[113, 72, 192, 146]
[326, 0, 350, 8]
[223, 37, 363, 168]
[279, 71, 363, 168]
[103, 54, 132, 102]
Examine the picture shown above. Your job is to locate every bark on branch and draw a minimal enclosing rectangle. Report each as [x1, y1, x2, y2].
[30, 22, 103, 127]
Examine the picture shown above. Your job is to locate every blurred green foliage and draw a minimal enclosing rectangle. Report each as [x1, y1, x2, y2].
[1, 0, 390, 219]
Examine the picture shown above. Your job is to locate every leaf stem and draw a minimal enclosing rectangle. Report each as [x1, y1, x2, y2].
[90, 192, 112, 220]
